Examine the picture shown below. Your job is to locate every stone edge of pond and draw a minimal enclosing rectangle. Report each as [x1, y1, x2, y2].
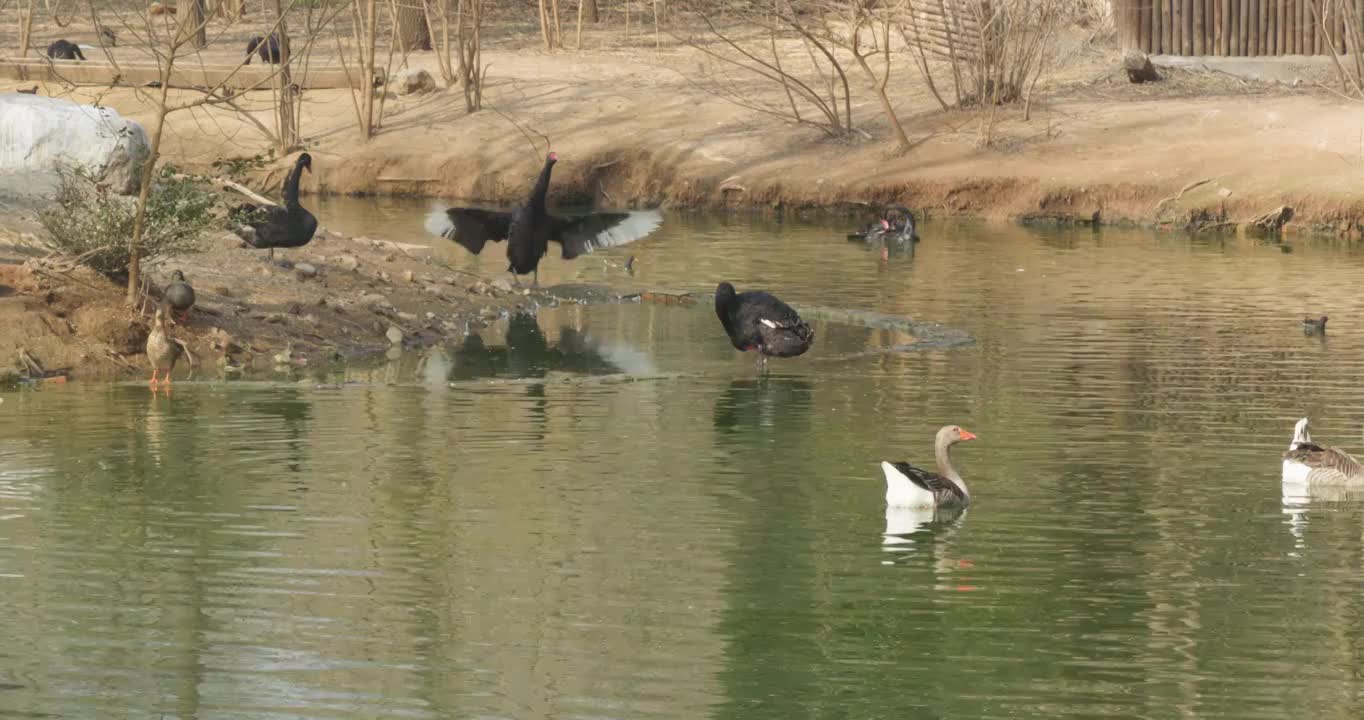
[545, 283, 976, 352]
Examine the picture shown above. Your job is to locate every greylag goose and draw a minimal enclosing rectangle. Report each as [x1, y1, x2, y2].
[1302, 315, 1328, 334]
[145, 304, 193, 385]
[881, 425, 977, 508]
[1281, 417, 1364, 484]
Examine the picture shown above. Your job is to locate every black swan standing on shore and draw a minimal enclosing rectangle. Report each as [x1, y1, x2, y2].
[46, 40, 86, 60]
[714, 281, 814, 369]
[245, 34, 281, 64]
[424, 152, 664, 287]
[229, 153, 317, 262]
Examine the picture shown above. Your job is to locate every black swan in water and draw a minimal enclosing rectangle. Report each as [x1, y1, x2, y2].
[229, 153, 317, 261]
[245, 34, 281, 64]
[165, 270, 196, 321]
[1303, 315, 1328, 334]
[714, 281, 814, 368]
[847, 205, 920, 244]
[424, 152, 663, 286]
[46, 39, 86, 60]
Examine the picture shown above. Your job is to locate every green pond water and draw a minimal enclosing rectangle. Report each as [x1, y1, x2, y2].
[3, 204, 1364, 719]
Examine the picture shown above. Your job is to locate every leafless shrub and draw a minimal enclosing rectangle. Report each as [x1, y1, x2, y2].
[677, 0, 855, 140]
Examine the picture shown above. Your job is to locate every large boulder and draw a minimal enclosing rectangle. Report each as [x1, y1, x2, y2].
[397, 68, 437, 95]
[0, 94, 150, 196]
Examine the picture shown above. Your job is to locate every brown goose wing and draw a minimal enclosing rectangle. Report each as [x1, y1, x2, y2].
[888, 461, 966, 504]
[1284, 443, 1364, 483]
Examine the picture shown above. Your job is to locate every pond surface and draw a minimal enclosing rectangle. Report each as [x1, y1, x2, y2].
[5, 205, 1364, 719]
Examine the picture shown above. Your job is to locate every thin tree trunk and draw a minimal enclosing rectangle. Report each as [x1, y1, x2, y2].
[270, 0, 296, 152]
[19, 0, 36, 55]
[176, 0, 207, 49]
[361, 0, 378, 136]
[127, 65, 175, 306]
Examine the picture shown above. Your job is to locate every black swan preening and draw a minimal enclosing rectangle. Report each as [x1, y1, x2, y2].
[46, 39, 86, 61]
[165, 270, 196, 321]
[229, 152, 317, 261]
[714, 281, 814, 368]
[847, 205, 919, 244]
[245, 34, 281, 64]
[424, 152, 664, 286]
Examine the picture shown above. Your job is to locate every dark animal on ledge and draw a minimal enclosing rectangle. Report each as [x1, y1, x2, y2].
[245, 34, 281, 64]
[46, 40, 86, 61]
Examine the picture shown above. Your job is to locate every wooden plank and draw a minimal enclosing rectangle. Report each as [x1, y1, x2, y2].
[0, 58, 368, 89]
[1223, 0, 1233, 52]
[1163, 0, 1175, 52]
[1153, 0, 1164, 52]
[1289, 0, 1297, 52]
[1195, 0, 1207, 52]
[1208, 0, 1217, 52]
[1187, 0, 1198, 52]
[1268, 0, 1277, 53]
[1142, 0, 1154, 51]
[1252, 0, 1261, 54]
[1239, 0, 1249, 52]
[1271, 0, 1282, 53]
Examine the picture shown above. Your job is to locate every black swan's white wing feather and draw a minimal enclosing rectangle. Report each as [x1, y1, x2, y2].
[426, 205, 513, 255]
[550, 209, 663, 259]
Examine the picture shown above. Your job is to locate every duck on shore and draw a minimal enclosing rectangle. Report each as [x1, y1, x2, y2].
[145, 304, 194, 385]
[881, 425, 977, 509]
[165, 270, 195, 321]
[714, 281, 814, 369]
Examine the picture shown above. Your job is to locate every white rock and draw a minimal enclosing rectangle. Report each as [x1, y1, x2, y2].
[386, 326, 404, 345]
[0, 94, 151, 195]
[397, 69, 438, 95]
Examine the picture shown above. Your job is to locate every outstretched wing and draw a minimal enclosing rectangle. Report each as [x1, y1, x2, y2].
[549, 209, 663, 259]
[889, 461, 966, 503]
[425, 206, 513, 255]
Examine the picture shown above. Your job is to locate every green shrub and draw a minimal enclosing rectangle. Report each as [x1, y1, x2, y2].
[37, 166, 219, 280]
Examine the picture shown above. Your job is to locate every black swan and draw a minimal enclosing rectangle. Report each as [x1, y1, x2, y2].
[881, 425, 977, 508]
[847, 205, 920, 244]
[245, 34, 281, 64]
[165, 270, 195, 321]
[424, 152, 663, 287]
[1303, 315, 1328, 334]
[229, 153, 317, 262]
[46, 40, 86, 61]
[714, 281, 814, 368]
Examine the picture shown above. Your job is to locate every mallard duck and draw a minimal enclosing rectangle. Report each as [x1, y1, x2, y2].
[145, 304, 194, 385]
[165, 270, 195, 321]
[881, 425, 978, 508]
[1282, 417, 1364, 484]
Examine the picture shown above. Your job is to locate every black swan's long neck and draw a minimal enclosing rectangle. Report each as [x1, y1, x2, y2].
[527, 160, 554, 214]
[283, 159, 305, 209]
[715, 286, 738, 341]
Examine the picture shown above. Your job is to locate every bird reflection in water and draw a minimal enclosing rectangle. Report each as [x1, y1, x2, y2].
[447, 311, 648, 381]
[881, 504, 975, 591]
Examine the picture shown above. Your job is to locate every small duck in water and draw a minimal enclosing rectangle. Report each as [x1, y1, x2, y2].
[1303, 315, 1328, 335]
